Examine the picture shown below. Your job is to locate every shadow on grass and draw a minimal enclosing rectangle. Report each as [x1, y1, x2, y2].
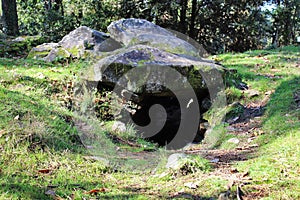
[0, 86, 83, 152]
[169, 193, 214, 200]
[0, 171, 216, 199]
[0, 173, 149, 199]
[0, 174, 48, 199]
[261, 75, 300, 137]
[0, 58, 54, 68]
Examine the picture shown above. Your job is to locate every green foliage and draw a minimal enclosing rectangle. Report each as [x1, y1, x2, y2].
[0, 35, 47, 57]
[266, 0, 300, 47]
[202, 124, 229, 148]
[12, 0, 300, 54]
[16, 0, 118, 41]
[177, 155, 211, 175]
[17, 0, 46, 35]
[225, 87, 243, 103]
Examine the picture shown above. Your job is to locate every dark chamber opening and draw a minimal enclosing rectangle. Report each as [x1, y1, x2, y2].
[131, 93, 208, 147]
[131, 95, 181, 146]
[96, 82, 209, 148]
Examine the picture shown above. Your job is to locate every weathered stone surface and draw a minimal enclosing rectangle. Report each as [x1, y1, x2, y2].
[166, 153, 187, 169]
[57, 26, 113, 57]
[27, 43, 58, 60]
[43, 47, 72, 62]
[227, 138, 240, 144]
[108, 18, 201, 57]
[93, 44, 223, 97]
[89, 19, 227, 149]
[28, 26, 121, 61]
[111, 121, 127, 133]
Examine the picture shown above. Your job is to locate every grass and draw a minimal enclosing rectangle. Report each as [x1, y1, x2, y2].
[0, 45, 299, 199]
[213, 45, 300, 199]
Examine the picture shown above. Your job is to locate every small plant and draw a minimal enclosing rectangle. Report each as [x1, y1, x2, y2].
[170, 155, 211, 176]
[202, 124, 229, 148]
[226, 87, 243, 103]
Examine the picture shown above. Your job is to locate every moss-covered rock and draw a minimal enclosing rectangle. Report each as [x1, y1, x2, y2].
[44, 47, 72, 62]
[93, 44, 224, 98]
[108, 18, 202, 57]
[27, 43, 58, 59]
[28, 26, 121, 62]
[0, 35, 47, 57]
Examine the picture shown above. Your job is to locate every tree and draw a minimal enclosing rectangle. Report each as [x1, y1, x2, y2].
[1, 0, 19, 36]
[179, 0, 188, 34]
[269, 0, 300, 46]
[192, 0, 267, 53]
[189, 0, 198, 39]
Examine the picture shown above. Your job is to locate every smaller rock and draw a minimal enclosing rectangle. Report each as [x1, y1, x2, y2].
[27, 43, 58, 60]
[45, 189, 56, 196]
[15, 83, 24, 89]
[184, 182, 198, 189]
[237, 82, 248, 90]
[111, 121, 127, 133]
[166, 153, 187, 169]
[44, 47, 72, 62]
[107, 18, 200, 57]
[246, 89, 260, 98]
[210, 158, 219, 163]
[29, 26, 120, 62]
[218, 191, 231, 200]
[227, 138, 240, 144]
[12, 37, 25, 42]
[227, 116, 239, 124]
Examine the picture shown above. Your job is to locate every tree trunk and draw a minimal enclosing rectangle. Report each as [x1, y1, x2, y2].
[1, 0, 19, 36]
[54, 0, 64, 16]
[291, 1, 299, 44]
[179, 0, 188, 34]
[189, 0, 197, 39]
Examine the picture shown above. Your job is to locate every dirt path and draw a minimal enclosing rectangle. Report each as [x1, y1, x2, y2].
[184, 105, 266, 199]
[75, 99, 268, 199]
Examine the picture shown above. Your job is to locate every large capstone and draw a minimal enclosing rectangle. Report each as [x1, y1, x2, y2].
[92, 44, 223, 98]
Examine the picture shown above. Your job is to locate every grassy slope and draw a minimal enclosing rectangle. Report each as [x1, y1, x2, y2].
[215, 46, 300, 199]
[0, 46, 299, 199]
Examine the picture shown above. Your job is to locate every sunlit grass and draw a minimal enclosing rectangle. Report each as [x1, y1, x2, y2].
[0, 45, 299, 199]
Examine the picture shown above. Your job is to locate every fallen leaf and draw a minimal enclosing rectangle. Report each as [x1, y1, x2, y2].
[38, 169, 52, 174]
[54, 195, 64, 200]
[230, 168, 239, 173]
[85, 188, 107, 195]
[241, 171, 249, 177]
[0, 130, 5, 137]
